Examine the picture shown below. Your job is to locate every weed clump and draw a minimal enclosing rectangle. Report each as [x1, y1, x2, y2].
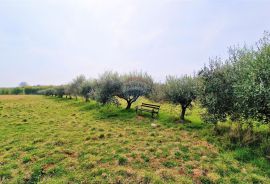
[118, 157, 128, 165]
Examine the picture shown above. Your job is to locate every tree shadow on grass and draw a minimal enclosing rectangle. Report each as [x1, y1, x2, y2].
[46, 96, 137, 122]
[45, 96, 204, 128]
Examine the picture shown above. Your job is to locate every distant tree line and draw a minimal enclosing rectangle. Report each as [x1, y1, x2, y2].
[0, 86, 51, 95]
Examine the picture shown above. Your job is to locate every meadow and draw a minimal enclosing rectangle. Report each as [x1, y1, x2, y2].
[0, 95, 269, 184]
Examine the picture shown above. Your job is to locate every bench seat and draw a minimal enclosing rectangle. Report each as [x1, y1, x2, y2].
[136, 103, 160, 118]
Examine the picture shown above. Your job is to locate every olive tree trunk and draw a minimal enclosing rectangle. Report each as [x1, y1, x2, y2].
[180, 105, 187, 123]
[126, 101, 132, 109]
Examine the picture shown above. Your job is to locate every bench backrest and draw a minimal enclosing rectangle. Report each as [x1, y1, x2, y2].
[141, 103, 160, 110]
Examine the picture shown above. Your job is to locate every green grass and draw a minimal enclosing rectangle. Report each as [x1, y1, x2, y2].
[0, 95, 269, 183]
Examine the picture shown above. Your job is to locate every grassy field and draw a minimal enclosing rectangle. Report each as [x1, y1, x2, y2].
[0, 95, 269, 184]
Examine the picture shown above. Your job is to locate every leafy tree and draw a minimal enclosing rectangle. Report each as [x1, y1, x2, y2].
[80, 80, 94, 102]
[117, 72, 153, 109]
[232, 33, 270, 122]
[165, 75, 197, 122]
[198, 32, 270, 124]
[24, 86, 44, 95]
[95, 72, 121, 105]
[198, 58, 236, 123]
[64, 85, 72, 99]
[55, 86, 66, 98]
[38, 88, 56, 96]
[69, 75, 86, 100]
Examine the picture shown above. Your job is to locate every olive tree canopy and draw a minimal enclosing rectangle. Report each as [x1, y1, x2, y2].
[95, 72, 122, 105]
[69, 75, 86, 100]
[118, 72, 153, 109]
[80, 80, 94, 102]
[165, 75, 197, 122]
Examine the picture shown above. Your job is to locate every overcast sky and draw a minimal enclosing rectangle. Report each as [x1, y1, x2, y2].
[0, 0, 270, 87]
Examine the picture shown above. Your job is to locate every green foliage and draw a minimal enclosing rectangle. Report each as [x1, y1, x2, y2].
[54, 86, 66, 98]
[198, 32, 270, 123]
[95, 71, 122, 105]
[38, 88, 56, 96]
[11, 87, 24, 95]
[118, 72, 153, 109]
[69, 75, 86, 99]
[0, 88, 10, 95]
[233, 148, 255, 162]
[232, 33, 270, 122]
[148, 82, 166, 102]
[26, 165, 43, 184]
[80, 80, 94, 102]
[165, 75, 197, 121]
[198, 59, 235, 123]
[118, 157, 128, 165]
[24, 86, 48, 95]
[163, 161, 177, 168]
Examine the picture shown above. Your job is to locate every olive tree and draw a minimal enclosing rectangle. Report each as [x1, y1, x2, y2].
[55, 86, 66, 98]
[95, 72, 122, 105]
[117, 72, 153, 109]
[165, 75, 197, 122]
[232, 33, 270, 122]
[40, 88, 56, 96]
[198, 32, 270, 124]
[64, 84, 72, 99]
[69, 75, 86, 100]
[198, 58, 236, 123]
[80, 80, 94, 102]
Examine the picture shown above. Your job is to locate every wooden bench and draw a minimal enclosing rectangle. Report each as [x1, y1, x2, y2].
[136, 103, 160, 118]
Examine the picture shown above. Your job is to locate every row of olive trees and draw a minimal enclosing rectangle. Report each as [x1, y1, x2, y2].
[148, 32, 270, 124]
[38, 72, 156, 110]
[39, 72, 197, 121]
[38, 32, 270, 124]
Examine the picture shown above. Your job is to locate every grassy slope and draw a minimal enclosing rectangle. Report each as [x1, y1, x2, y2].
[0, 95, 269, 184]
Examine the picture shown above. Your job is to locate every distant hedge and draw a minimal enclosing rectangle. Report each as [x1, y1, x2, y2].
[0, 86, 52, 95]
